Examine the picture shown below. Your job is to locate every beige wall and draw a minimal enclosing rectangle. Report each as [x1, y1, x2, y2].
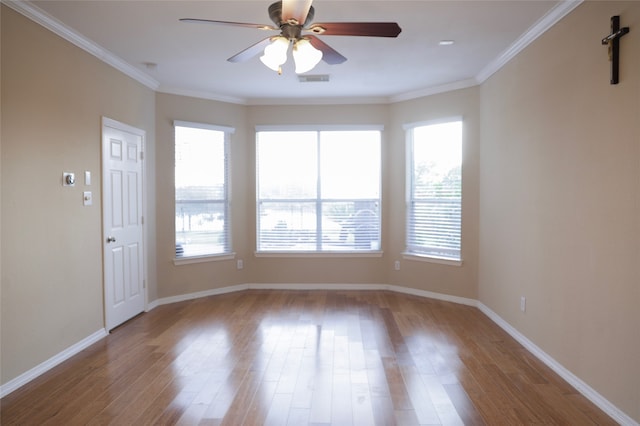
[479, 1, 639, 421]
[1, 7, 156, 383]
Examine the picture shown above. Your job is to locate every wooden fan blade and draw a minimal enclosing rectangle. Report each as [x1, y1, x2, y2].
[227, 37, 273, 63]
[307, 22, 401, 37]
[180, 18, 277, 31]
[306, 35, 347, 65]
[282, 0, 313, 25]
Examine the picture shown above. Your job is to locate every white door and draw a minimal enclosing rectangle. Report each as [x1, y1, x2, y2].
[102, 117, 145, 331]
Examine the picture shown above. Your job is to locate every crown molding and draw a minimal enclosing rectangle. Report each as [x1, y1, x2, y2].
[2, 0, 160, 91]
[476, 0, 583, 84]
[245, 95, 393, 106]
[158, 85, 247, 106]
[158, 86, 396, 106]
[3, 0, 583, 105]
[389, 78, 480, 103]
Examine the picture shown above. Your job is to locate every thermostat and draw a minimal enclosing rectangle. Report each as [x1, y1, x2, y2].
[63, 172, 75, 187]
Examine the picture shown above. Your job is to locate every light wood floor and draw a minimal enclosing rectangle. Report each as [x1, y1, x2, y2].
[1, 290, 616, 425]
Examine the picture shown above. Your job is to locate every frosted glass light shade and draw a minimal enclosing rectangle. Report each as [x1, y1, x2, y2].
[293, 39, 323, 74]
[260, 37, 289, 71]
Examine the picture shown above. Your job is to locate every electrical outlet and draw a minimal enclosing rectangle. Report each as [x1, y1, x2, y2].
[520, 296, 526, 312]
[237, 259, 244, 270]
[394, 260, 400, 271]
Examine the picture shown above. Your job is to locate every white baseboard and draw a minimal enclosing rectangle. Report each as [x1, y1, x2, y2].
[147, 283, 387, 309]
[147, 282, 477, 308]
[147, 283, 249, 310]
[477, 303, 638, 426]
[0, 328, 108, 399]
[388, 284, 478, 307]
[249, 282, 388, 291]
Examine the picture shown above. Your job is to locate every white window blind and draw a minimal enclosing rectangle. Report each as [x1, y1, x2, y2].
[174, 121, 233, 258]
[257, 129, 381, 252]
[406, 120, 462, 261]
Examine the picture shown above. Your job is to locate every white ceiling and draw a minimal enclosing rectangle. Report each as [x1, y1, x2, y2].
[14, 0, 580, 104]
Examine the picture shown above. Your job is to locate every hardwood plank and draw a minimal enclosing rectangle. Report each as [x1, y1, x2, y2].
[443, 383, 486, 426]
[399, 365, 441, 424]
[565, 392, 620, 425]
[219, 371, 264, 426]
[381, 357, 413, 411]
[175, 402, 208, 426]
[331, 372, 353, 425]
[287, 407, 311, 425]
[420, 373, 466, 425]
[264, 392, 293, 425]
[0, 290, 618, 426]
[308, 370, 333, 424]
[351, 382, 375, 425]
[370, 395, 396, 426]
[290, 354, 315, 409]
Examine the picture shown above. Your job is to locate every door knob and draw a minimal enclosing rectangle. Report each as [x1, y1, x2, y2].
[106, 236, 116, 243]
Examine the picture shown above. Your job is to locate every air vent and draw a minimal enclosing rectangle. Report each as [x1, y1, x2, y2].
[298, 74, 330, 83]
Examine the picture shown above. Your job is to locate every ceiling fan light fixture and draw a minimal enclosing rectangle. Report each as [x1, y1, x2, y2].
[260, 36, 290, 71]
[292, 38, 323, 74]
[181, 2, 401, 75]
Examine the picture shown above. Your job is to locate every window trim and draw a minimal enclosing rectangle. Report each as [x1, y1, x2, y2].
[173, 252, 236, 266]
[404, 117, 463, 263]
[255, 125, 384, 255]
[255, 251, 383, 258]
[175, 120, 235, 134]
[256, 124, 384, 132]
[173, 120, 235, 260]
[402, 252, 463, 267]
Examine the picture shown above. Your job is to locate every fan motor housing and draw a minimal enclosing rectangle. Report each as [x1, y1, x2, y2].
[268, 1, 315, 26]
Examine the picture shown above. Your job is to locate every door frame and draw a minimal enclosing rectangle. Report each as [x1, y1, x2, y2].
[101, 116, 148, 330]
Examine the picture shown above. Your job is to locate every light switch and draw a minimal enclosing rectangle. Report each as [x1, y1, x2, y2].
[83, 191, 92, 206]
[85, 171, 91, 185]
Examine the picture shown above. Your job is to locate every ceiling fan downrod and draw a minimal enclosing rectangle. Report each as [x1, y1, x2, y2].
[268, 1, 315, 30]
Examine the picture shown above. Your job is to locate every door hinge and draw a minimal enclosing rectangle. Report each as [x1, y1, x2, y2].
[141, 216, 144, 225]
[140, 151, 144, 160]
[143, 279, 146, 289]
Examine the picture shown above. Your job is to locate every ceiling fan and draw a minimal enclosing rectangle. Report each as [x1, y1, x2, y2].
[180, 0, 402, 74]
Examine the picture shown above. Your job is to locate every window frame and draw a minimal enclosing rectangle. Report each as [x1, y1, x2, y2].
[173, 120, 235, 265]
[255, 125, 384, 257]
[403, 118, 463, 266]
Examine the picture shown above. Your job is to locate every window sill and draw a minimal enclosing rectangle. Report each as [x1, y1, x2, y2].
[255, 250, 383, 258]
[402, 252, 463, 267]
[173, 252, 236, 266]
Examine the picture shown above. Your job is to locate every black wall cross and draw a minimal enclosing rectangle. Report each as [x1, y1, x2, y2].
[601, 16, 630, 85]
